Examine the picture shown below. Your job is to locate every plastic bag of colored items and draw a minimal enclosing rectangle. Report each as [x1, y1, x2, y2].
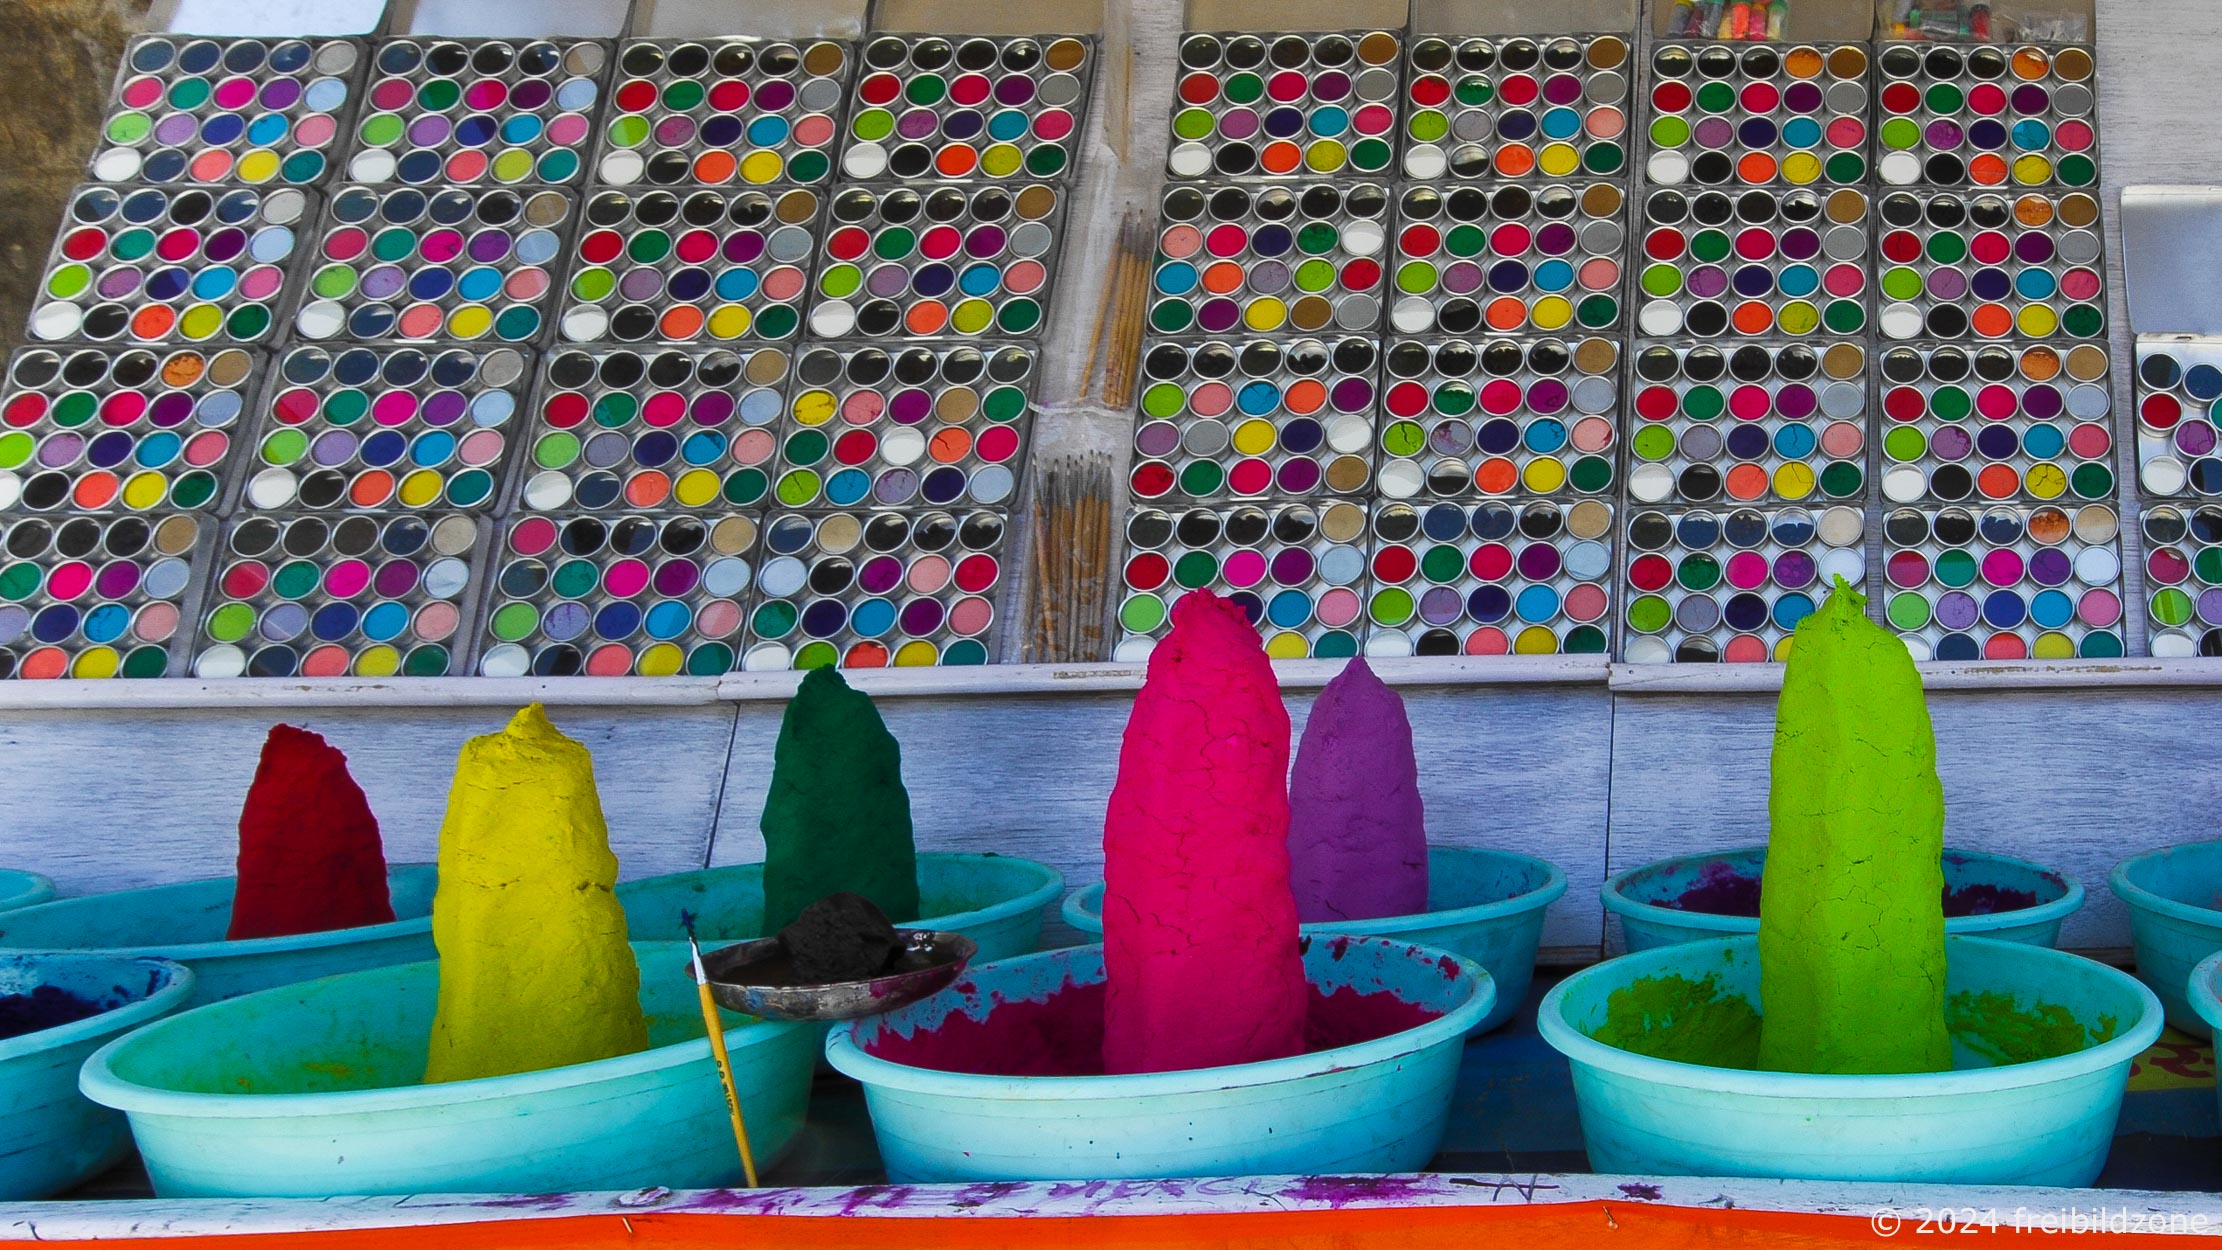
[1666, 1, 1791, 40]
[1876, 1, 2090, 42]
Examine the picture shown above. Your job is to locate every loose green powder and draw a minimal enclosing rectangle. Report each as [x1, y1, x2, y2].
[760, 667, 920, 934]
[1759, 578, 1951, 1075]
[1590, 974, 1762, 1069]
[1947, 991, 2113, 1066]
[1589, 982, 2108, 1072]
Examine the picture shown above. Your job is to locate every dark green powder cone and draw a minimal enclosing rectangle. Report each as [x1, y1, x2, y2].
[760, 667, 920, 934]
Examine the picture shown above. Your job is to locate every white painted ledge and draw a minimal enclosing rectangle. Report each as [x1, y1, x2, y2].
[718, 652, 1612, 700]
[1608, 657, 2222, 696]
[0, 654, 2220, 709]
[0, 655, 1608, 711]
[0, 676, 732, 711]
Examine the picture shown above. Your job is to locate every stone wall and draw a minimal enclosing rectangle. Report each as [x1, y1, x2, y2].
[0, 0, 149, 335]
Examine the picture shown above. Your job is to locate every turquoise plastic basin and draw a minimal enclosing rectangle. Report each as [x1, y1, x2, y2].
[1605, 847, 2083, 952]
[620, 852, 1063, 962]
[1060, 846, 1562, 1034]
[0, 865, 437, 1008]
[1539, 935, 2162, 1186]
[0, 871, 53, 914]
[80, 941, 818, 1198]
[2186, 952, 2222, 1129]
[0, 953, 193, 1199]
[826, 936, 1493, 1182]
[2110, 841, 2222, 1038]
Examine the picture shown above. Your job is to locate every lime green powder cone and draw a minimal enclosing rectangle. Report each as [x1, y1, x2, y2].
[1758, 576, 1951, 1075]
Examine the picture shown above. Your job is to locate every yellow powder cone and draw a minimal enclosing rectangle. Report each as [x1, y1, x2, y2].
[423, 703, 649, 1083]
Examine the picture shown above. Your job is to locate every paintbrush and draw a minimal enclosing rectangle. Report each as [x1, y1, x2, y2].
[1099, 216, 1131, 404]
[1075, 453, 1109, 659]
[1089, 452, 1113, 657]
[684, 913, 759, 1187]
[1028, 452, 1118, 660]
[1028, 468, 1052, 662]
[1104, 215, 1150, 408]
[1033, 462, 1064, 662]
[1079, 256, 1120, 403]
[1084, 212, 1145, 405]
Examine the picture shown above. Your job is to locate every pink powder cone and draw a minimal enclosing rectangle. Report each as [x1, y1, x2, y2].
[1100, 591, 1307, 1075]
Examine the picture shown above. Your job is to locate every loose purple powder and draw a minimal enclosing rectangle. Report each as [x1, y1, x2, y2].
[1665, 863, 1763, 917]
[1665, 867, 2043, 919]
[1943, 883, 2041, 916]
[0, 985, 109, 1041]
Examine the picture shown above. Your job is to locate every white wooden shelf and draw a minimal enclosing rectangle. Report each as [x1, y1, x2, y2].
[4, 652, 2219, 709]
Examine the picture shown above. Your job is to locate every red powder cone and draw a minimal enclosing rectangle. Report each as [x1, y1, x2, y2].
[226, 725, 397, 941]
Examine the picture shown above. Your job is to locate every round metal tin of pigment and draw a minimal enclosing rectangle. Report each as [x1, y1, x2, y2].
[520, 345, 792, 513]
[31, 183, 310, 347]
[1116, 499, 1367, 662]
[1621, 504, 1866, 664]
[351, 37, 608, 186]
[743, 507, 1005, 671]
[1168, 29, 1403, 179]
[0, 511, 204, 679]
[95, 35, 362, 187]
[483, 510, 762, 677]
[246, 344, 528, 514]
[1626, 340, 1868, 508]
[1132, 335, 1378, 504]
[0, 345, 255, 515]
[597, 38, 851, 188]
[1363, 497, 1613, 658]
[1402, 34, 1630, 182]
[1378, 335, 1618, 502]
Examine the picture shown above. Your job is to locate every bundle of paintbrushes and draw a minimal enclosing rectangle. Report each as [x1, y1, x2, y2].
[1083, 212, 1152, 407]
[1026, 453, 1116, 662]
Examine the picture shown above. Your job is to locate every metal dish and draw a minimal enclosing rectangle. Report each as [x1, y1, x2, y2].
[700, 929, 975, 1021]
